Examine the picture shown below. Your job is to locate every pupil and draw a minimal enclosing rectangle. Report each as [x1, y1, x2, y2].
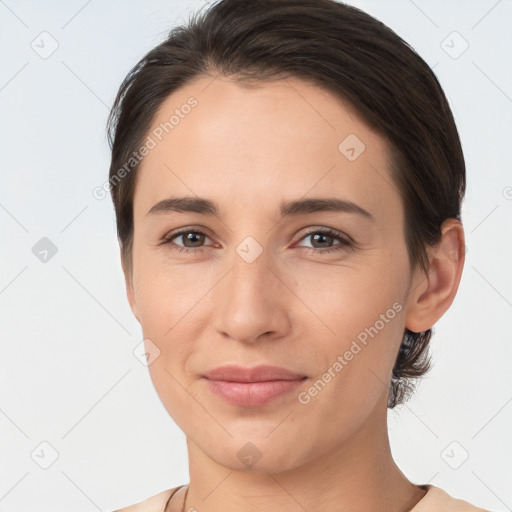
[185, 232, 203, 247]
[313, 233, 331, 247]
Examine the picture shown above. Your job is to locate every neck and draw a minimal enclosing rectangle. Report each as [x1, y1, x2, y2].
[182, 394, 426, 512]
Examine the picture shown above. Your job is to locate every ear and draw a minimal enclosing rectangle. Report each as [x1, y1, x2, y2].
[121, 248, 140, 323]
[404, 219, 465, 333]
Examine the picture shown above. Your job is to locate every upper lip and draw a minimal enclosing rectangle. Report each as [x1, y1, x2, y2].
[203, 364, 307, 383]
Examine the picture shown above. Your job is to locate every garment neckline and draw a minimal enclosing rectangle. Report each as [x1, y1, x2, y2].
[164, 483, 436, 512]
[162, 484, 187, 512]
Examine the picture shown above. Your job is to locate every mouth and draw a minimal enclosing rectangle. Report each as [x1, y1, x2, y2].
[202, 364, 307, 407]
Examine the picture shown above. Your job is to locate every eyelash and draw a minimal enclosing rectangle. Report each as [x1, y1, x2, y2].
[160, 227, 353, 255]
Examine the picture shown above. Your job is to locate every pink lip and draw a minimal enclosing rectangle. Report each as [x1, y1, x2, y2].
[203, 364, 306, 382]
[202, 365, 307, 407]
[205, 379, 305, 406]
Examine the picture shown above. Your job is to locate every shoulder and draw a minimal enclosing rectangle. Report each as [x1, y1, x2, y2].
[113, 486, 182, 512]
[412, 485, 491, 512]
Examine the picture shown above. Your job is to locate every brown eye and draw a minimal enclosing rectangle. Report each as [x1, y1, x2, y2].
[162, 229, 213, 252]
[310, 232, 335, 248]
[177, 231, 206, 248]
[296, 228, 353, 254]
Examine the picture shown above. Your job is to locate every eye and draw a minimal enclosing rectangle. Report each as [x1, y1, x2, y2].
[161, 228, 214, 253]
[295, 228, 353, 254]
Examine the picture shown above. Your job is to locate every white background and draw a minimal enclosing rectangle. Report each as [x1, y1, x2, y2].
[0, 0, 511, 510]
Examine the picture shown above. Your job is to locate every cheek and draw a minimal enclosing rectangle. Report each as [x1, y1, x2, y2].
[295, 280, 406, 437]
[132, 252, 207, 332]
[296, 255, 406, 336]
[132, 260, 204, 398]
[296, 257, 408, 393]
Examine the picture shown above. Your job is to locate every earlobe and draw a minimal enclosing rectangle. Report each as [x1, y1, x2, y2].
[404, 219, 465, 333]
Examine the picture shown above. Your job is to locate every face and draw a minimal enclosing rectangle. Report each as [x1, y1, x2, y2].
[125, 75, 422, 472]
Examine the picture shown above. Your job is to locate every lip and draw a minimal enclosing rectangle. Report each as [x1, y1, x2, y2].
[202, 365, 307, 407]
[202, 364, 306, 382]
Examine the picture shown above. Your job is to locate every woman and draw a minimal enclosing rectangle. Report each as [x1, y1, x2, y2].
[107, 0, 489, 510]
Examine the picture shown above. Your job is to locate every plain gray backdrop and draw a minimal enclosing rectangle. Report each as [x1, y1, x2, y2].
[1, 0, 511, 510]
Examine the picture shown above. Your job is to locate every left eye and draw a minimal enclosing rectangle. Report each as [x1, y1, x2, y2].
[294, 229, 353, 253]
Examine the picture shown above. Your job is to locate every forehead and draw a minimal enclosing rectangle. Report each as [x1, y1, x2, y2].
[134, 75, 400, 222]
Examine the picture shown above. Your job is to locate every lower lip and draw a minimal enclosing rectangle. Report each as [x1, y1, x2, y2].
[204, 378, 306, 407]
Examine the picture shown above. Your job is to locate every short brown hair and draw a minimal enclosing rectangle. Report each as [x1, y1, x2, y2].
[106, 0, 466, 408]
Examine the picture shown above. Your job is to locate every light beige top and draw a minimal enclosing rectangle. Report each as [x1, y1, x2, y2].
[410, 485, 490, 511]
[114, 484, 491, 512]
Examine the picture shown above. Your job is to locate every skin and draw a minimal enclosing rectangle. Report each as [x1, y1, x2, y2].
[121, 75, 465, 512]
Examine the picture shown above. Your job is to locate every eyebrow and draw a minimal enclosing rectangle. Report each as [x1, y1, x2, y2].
[146, 196, 373, 220]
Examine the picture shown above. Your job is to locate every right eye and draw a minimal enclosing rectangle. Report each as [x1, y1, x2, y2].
[161, 229, 216, 253]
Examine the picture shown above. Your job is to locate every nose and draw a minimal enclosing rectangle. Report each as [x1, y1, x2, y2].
[211, 247, 292, 344]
